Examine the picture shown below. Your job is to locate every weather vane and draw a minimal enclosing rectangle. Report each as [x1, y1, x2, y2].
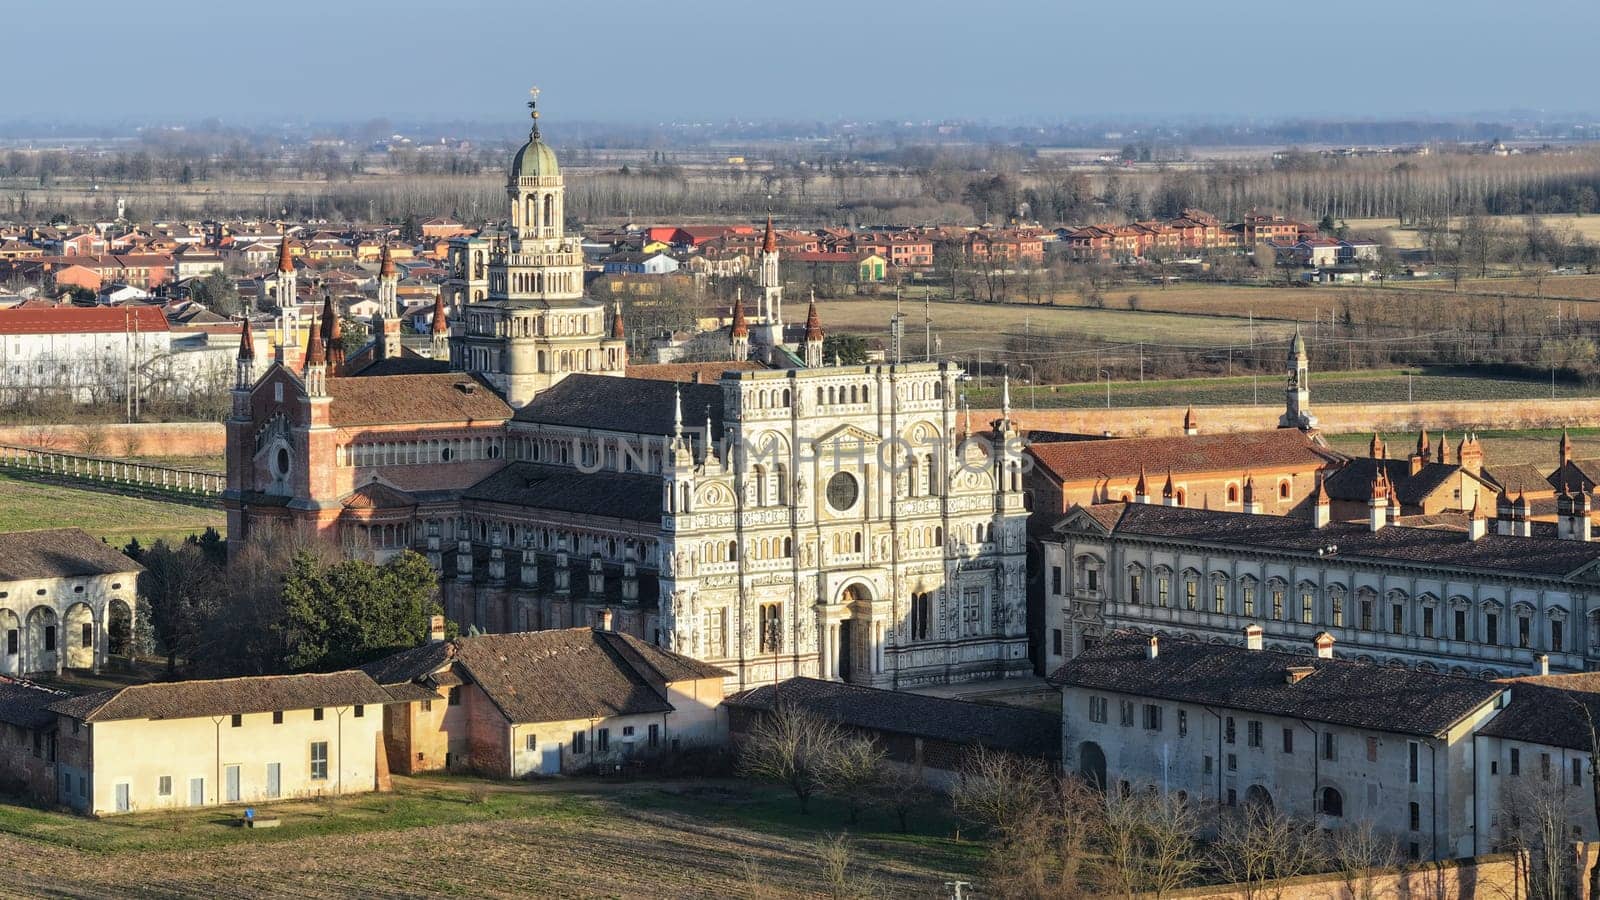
[527, 86, 541, 137]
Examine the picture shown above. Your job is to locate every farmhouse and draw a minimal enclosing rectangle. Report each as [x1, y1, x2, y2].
[362, 618, 729, 777]
[48, 671, 394, 815]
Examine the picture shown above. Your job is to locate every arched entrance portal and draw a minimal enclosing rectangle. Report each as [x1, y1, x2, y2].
[0, 610, 18, 676]
[25, 607, 58, 676]
[63, 602, 94, 670]
[1245, 784, 1273, 809]
[825, 583, 876, 684]
[107, 599, 133, 658]
[1078, 741, 1107, 790]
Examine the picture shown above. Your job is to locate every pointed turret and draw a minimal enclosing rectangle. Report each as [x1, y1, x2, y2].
[376, 241, 399, 315]
[1561, 427, 1574, 466]
[763, 215, 777, 254]
[1135, 466, 1149, 503]
[378, 242, 397, 278]
[1415, 427, 1430, 459]
[303, 307, 327, 398]
[234, 316, 255, 390]
[729, 294, 750, 360]
[803, 292, 824, 368]
[1311, 472, 1331, 528]
[276, 234, 294, 273]
[611, 302, 625, 340]
[1468, 491, 1488, 540]
[1436, 433, 1446, 465]
[320, 290, 344, 376]
[1162, 467, 1177, 506]
[1370, 432, 1386, 459]
[1182, 406, 1198, 436]
[430, 292, 450, 365]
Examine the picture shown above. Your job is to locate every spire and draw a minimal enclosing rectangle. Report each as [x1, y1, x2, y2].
[673, 385, 684, 440]
[304, 306, 325, 368]
[804, 294, 824, 342]
[611, 302, 625, 340]
[1162, 467, 1175, 499]
[431, 292, 449, 335]
[276, 234, 294, 273]
[1135, 466, 1148, 498]
[1370, 432, 1385, 459]
[1415, 427, 1430, 459]
[730, 296, 749, 338]
[236, 316, 254, 361]
[378, 242, 396, 278]
[1182, 406, 1197, 435]
[1001, 375, 1012, 419]
[1315, 472, 1330, 504]
[319, 289, 336, 347]
[762, 215, 777, 253]
[1437, 434, 1446, 465]
[1562, 427, 1573, 465]
[325, 293, 344, 375]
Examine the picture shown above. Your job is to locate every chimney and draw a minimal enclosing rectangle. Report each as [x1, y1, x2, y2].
[428, 614, 446, 643]
[1468, 494, 1488, 541]
[1368, 473, 1387, 533]
[599, 608, 615, 632]
[1146, 635, 1160, 660]
[1496, 491, 1515, 536]
[1182, 407, 1198, 436]
[1243, 624, 1264, 651]
[1534, 653, 1550, 676]
[1311, 473, 1331, 529]
[1313, 631, 1335, 659]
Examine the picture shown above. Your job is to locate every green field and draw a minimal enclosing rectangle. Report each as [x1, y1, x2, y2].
[0, 472, 224, 548]
[0, 776, 981, 898]
[963, 369, 1598, 410]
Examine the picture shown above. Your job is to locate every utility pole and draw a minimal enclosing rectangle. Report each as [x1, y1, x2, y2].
[924, 293, 932, 361]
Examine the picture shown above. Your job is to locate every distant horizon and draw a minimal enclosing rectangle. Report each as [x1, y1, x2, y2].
[7, 0, 1598, 124]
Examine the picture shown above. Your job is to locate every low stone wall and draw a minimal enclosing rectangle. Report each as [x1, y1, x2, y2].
[1172, 853, 1528, 900]
[975, 397, 1600, 438]
[0, 422, 224, 458]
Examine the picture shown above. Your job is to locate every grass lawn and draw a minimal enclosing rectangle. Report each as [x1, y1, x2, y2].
[0, 471, 223, 548]
[962, 369, 1600, 410]
[0, 775, 983, 898]
[815, 296, 1297, 351]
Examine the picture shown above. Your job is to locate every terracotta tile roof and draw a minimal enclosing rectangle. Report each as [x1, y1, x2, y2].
[0, 678, 69, 729]
[430, 629, 729, 724]
[1486, 463, 1551, 495]
[1050, 631, 1504, 738]
[325, 372, 511, 427]
[1324, 458, 1475, 506]
[625, 360, 765, 383]
[1478, 673, 1600, 751]
[1061, 501, 1600, 578]
[1028, 429, 1342, 485]
[463, 462, 661, 523]
[726, 677, 1059, 759]
[50, 671, 395, 723]
[360, 641, 452, 686]
[340, 481, 417, 511]
[512, 374, 724, 436]
[0, 306, 168, 335]
[0, 528, 142, 582]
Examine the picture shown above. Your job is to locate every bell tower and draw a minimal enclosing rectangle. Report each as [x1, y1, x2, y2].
[457, 87, 625, 407]
[1279, 325, 1317, 430]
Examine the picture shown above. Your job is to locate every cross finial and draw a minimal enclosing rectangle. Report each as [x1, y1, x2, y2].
[527, 86, 542, 138]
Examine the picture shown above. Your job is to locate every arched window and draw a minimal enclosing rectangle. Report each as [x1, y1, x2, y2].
[1279, 480, 1291, 499]
[728, 540, 738, 562]
[1320, 787, 1344, 817]
[544, 194, 556, 232]
[853, 532, 863, 554]
[862, 386, 870, 404]
[1227, 483, 1239, 503]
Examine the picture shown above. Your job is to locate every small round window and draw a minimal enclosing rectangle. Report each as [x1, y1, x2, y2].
[275, 447, 291, 476]
[825, 472, 859, 512]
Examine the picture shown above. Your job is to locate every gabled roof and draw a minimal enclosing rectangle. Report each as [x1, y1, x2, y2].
[0, 529, 142, 582]
[0, 306, 168, 335]
[1324, 458, 1480, 506]
[0, 679, 69, 729]
[373, 629, 730, 725]
[50, 671, 394, 722]
[1477, 673, 1600, 752]
[512, 373, 724, 436]
[323, 372, 511, 427]
[341, 480, 417, 511]
[1028, 429, 1341, 485]
[1050, 631, 1504, 738]
[462, 462, 661, 523]
[725, 677, 1059, 759]
[1056, 501, 1600, 579]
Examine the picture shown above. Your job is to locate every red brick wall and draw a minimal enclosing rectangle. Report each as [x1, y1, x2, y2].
[0, 423, 223, 458]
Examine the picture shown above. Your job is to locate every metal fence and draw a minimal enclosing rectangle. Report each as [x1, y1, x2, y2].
[0, 444, 223, 497]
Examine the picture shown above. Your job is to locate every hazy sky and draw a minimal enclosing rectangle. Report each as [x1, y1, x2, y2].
[11, 0, 1600, 124]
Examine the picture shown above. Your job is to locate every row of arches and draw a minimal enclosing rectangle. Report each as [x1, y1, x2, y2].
[0, 601, 132, 676]
[1115, 561, 1566, 652]
[745, 387, 792, 411]
[816, 384, 871, 407]
[340, 436, 502, 468]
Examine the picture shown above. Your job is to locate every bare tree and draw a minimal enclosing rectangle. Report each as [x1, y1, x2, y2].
[1328, 820, 1400, 900]
[873, 762, 934, 834]
[1094, 786, 1202, 899]
[818, 733, 885, 825]
[1503, 773, 1580, 900]
[1210, 804, 1329, 900]
[949, 745, 1051, 836]
[982, 776, 1098, 900]
[814, 832, 878, 900]
[737, 702, 844, 814]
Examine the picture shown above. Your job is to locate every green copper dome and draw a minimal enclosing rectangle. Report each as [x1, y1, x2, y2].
[511, 135, 559, 180]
